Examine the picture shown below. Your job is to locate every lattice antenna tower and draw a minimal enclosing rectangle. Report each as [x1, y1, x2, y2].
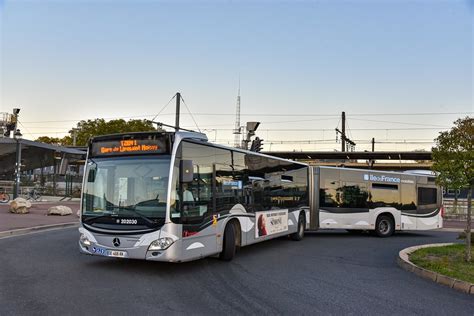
[233, 78, 241, 148]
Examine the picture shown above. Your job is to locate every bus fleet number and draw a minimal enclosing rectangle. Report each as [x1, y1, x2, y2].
[120, 219, 138, 225]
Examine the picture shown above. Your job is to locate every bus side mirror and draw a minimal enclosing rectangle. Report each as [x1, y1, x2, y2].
[180, 160, 194, 183]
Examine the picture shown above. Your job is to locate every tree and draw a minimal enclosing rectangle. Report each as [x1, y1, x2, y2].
[73, 119, 156, 146]
[36, 119, 157, 146]
[35, 136, 64, 145]
[432, 117, 474, 262]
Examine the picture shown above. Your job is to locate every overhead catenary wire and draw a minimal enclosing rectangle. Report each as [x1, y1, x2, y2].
[179, 95, 201, 132]
[17, 120, 35, 139]
[20, 111, 473, 124]
[146, 111, 474, 117]
[150, 94, 177, 122]
[169, 127, 451, 131]
[349, 117, 449, 128]
[18, 100, 471, 152]
[209, 139, 436, 144]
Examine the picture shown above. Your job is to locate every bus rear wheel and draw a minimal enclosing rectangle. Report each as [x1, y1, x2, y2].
[290, 213, 305, 241]
[219, 222, 236, 261]
[375, 215, 394, 237]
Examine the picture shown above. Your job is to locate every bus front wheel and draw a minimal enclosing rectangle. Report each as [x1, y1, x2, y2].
[375, 215, 394, 237]
[219, 223, 236, 261]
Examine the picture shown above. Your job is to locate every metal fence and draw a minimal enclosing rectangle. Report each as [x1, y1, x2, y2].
[0, 176, 83, 198]
[444, 198, 474, 220]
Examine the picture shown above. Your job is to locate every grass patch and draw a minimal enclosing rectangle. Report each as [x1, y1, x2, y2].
[410, 244, 474, 284]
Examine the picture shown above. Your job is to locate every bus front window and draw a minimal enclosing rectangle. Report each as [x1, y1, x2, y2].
[82, 157, 171, 227]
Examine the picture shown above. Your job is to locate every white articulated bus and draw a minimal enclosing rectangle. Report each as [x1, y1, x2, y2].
[79, 131, 442, 262]
[79, 131, 310, 262]
[313, 166, 443, 237]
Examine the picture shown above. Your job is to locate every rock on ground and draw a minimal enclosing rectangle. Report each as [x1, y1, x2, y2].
[9, 198, 32, 214]
[47, 205, 73, 216]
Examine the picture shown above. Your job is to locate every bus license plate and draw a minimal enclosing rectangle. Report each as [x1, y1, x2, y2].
[91, 247, 126, 258]
[108, 250, 127, 258]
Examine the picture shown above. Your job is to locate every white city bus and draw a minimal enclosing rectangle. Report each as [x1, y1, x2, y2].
[79, 131, 310, 262]
[314, 166, 443, 237]
[79, 131, 443, 262]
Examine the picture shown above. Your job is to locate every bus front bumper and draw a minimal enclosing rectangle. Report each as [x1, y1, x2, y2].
[78, 227, 182, 262]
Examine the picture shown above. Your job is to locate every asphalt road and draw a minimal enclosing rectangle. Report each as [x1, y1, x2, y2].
[0, 229, 473, 315]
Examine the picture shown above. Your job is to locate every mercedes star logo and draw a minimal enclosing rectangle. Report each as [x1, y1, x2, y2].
[113, 238, 121, 247]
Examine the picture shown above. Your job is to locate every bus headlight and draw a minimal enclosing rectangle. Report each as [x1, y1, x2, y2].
[148, 238, 174, 251]
[79, 233, 91, 246]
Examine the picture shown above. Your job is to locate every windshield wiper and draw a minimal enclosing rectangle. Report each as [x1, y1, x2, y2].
[82, 214, 113, 224]
[81, 211, 116, 224]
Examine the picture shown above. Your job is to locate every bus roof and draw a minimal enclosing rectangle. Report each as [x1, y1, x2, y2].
[319, 165, 436, 178]
[88, 130, 307, 167]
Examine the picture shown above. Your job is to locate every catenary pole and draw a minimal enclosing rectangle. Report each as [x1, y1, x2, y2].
[175, 92, 181, 131]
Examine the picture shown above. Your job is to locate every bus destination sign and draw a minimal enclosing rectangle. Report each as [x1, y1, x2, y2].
[91, 138, 168, 156]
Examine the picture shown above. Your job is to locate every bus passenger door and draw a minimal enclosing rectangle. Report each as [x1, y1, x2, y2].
[180, 161, 218, 259]
[214, 164, 247, 248]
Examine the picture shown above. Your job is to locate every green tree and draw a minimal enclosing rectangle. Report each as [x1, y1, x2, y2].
[432, 117, 474, 262]
[35, 136, 63, 145]
[36, 119, 157, 146]
[73, 119, 156, 146]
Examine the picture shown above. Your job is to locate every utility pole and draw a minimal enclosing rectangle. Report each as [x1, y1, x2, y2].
[175, 92, 181, 131]
[341, 111, 346, 152]
[335, 111, 356, 152]
[372, 137, 375, 152]
[70, 128, 79, 146]
[12, 108, 22, 199]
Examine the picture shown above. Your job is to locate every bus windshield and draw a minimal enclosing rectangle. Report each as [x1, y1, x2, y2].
[82, 156, 171, 225]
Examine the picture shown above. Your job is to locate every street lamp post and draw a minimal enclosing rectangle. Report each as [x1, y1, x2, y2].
[13, 129, 23, 199]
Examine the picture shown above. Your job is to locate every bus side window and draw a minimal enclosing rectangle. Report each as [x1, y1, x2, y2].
[416, 187, 438, 215]
[215, 165, 241, 213]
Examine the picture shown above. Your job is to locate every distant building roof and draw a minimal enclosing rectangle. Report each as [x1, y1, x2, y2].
[0, 138, 86, 175]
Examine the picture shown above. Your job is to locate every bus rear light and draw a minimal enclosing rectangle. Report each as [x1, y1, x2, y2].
[441, 206, 445, 218]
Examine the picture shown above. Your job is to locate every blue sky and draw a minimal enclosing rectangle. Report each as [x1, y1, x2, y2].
[1, 0, 472, 151]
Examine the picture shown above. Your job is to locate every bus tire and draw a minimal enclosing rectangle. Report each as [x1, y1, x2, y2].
[290, 213, 305, 241]
[375, 215, 394, 237]
[219, 222, 236, 261]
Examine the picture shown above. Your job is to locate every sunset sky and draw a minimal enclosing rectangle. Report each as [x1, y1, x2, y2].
[1, 0, 472, 151]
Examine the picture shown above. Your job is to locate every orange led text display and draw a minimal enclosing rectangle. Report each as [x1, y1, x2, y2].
[99, 139, 159, 154]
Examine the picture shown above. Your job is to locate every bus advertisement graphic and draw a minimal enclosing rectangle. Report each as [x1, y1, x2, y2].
[255, 210, 288, 238]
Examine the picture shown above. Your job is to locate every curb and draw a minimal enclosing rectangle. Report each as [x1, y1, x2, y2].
[398, 243, 474, 295]
[438, 228, 464, 232]
[0, 222, 79, 239]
